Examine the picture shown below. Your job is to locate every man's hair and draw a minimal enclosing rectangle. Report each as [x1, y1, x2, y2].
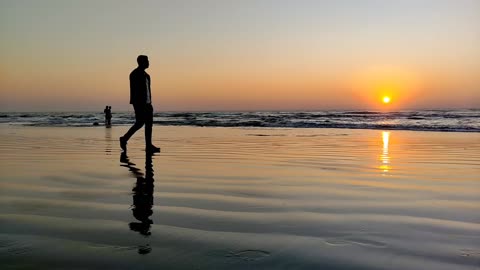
[137, 55, 148, 64]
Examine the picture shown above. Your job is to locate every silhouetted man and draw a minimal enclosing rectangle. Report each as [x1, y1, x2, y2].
[120, 55, 160, 153]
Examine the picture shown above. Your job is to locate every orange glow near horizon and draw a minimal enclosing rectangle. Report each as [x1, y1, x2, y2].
[351, 65, 423, 110]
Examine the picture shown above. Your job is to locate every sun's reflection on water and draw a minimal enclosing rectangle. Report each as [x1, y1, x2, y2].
[380, 131, 390, 173]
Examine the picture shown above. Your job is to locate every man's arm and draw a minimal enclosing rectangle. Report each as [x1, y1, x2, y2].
[129, 71, 137, 105]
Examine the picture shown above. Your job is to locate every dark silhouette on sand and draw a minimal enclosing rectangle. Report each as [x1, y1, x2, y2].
[104, 106, 112, 126]
[120, 151, 155, 254]
[120, 55, 160, 153]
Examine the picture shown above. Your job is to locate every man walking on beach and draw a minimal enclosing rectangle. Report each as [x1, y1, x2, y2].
[120, 55, 160, 153]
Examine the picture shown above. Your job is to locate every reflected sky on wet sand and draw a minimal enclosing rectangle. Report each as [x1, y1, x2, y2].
[0, 126, 479, 269]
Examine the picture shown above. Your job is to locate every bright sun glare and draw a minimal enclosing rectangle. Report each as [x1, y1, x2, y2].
[382, 96, 391, 104]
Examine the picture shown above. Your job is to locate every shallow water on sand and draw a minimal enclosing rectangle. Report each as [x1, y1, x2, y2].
[0, 126, 479, 269]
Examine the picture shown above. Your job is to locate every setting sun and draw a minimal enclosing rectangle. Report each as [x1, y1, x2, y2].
[383, 96, 391, 104]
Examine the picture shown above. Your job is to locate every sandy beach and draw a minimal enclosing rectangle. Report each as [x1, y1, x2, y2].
[0, 125, 479, 270]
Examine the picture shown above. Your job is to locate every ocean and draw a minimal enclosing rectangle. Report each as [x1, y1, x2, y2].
[1, 110, 479, 132]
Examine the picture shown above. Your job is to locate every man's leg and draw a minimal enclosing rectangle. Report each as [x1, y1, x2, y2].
[144, 104, 153, 147]
[120, 105, 146, 151]
[145, 104, 160, 152]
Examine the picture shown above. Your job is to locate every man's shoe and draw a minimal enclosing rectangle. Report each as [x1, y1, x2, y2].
[120, 137, 127, 152]
[146, 145, 160, 153]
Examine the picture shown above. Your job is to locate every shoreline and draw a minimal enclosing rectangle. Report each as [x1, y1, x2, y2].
[2, 123, 480, 134]
[1, 109, 479, 133]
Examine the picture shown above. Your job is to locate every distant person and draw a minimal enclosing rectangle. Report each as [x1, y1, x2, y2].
[104, 106, 109, 125]
[107, 106, 112, 126]
[120, 55, 160, 153]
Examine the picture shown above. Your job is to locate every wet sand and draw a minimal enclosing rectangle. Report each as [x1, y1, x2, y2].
[0, 126, 479, 269]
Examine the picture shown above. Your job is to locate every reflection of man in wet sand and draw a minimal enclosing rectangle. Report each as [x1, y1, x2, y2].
[120, 55, 160, 153]
[120, 152, 155, 254]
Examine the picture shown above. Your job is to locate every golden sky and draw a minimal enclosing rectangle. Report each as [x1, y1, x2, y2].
[1, 0, 479, 111]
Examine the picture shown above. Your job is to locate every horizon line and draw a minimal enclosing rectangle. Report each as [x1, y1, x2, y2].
[1, 108, 479, 113]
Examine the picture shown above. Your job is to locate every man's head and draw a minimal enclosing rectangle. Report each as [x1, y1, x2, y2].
[137, 55, 149, 69]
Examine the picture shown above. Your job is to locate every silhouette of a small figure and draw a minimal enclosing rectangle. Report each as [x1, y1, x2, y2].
[106, 106, 112, 126]
[119, 55, 160, 153]
[104, 106, 110, 126]
[104, 106, 112, 126]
